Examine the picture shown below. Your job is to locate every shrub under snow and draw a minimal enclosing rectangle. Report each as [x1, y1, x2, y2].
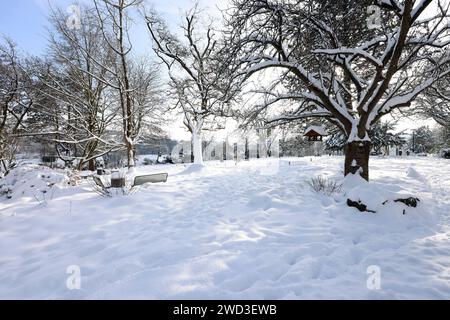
[343, 170, 422, 215]
[0, 165, 69, 201]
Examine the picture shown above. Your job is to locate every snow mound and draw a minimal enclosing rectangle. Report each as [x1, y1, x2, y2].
[177, 164, 206, 175]
[406, 167, 425, 181]
[342, 170, 367, 190]
[343, 172, 421, 215]
[0, 165, 68, 200]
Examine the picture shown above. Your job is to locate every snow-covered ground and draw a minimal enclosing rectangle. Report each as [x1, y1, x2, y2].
[1, 156, 450, 299]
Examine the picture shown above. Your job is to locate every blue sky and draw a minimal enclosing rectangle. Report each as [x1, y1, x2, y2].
[0, 0, 54, 55]
[0, 0, 222, 56]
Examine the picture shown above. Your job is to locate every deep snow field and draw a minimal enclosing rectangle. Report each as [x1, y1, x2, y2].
[1, 156, 450, 299]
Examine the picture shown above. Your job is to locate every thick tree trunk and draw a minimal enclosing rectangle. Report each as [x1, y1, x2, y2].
[88, 159, 95, 171]
[244, 138, 249, 160]
[192, 128, 203, 165]
[344, 141, 371, 181]
[76, 158, 95, 172]
[127, 143, 135, 168]
[77, 160, 83, 171]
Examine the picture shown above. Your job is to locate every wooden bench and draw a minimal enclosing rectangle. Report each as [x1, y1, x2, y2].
[132, 173, 168, 187]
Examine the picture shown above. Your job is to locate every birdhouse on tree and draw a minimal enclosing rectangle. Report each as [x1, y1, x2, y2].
[304, 125, 328, 141]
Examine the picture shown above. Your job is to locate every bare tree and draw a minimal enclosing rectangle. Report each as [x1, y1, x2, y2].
[0, 37, 40, 175]
[145, 5, 234, 164]
[224, 0, 450, 180]
[32, 5, 122, 171]
[414, 76, 450, 129]
[94, 0, 158, 169]
[127, 57, 165, 146]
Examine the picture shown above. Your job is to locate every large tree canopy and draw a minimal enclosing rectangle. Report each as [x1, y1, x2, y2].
[224, 0, 450, 180]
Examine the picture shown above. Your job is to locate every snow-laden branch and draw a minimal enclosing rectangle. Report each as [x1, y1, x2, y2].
[226, 0, 449, 145]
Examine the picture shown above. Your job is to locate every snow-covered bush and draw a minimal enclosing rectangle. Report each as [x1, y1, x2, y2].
[308, 176, 342, 196]
[91, 170, 135, 198]
[142, 158, 154, 166]
[0, 164, 68, 200]
[343, 172, 421, 214]
[0, 184, 13, 199]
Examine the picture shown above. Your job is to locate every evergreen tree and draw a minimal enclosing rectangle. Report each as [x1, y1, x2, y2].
[409, 126, 436, 154]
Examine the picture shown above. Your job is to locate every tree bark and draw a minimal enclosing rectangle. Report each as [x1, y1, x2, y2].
[127, 143, 135, 168]
[344, 141, 371, 181]
[192, 128, 203, 165]
[77, 160, 83, 171]
[88, 159, 95, 171]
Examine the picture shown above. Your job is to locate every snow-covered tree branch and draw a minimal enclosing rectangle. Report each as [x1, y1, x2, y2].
[94, 0, 163, 169]
[145, 5, 235, 164]
[224, 0, 450, 180]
